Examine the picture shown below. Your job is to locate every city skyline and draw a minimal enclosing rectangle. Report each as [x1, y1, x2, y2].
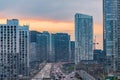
[0, 0, 103, 49]
[0, 0, 120, 79]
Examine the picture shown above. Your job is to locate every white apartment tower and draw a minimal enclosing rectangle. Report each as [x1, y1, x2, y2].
[0, 19, 29, 80]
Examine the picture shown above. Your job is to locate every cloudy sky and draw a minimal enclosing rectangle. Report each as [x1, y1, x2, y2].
[0, 0, 103, 49]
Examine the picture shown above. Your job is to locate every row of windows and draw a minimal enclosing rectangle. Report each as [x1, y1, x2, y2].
[0, 51, 17, 53]
[0, 44, 17, 47]
[0, 37, 16, 40]
[0, 30, 16, 34]
[0, 26, 16, 28]
[0, 49, 16, 51]
[0, 42, 27, 49]
[0, 39, 16, 41]
[0, 36, 27, 39]
[0, 45, 15, 47]
[0, 34, 16, 36]
[0, 47, 17, 49]
[0, 30, 16, 32]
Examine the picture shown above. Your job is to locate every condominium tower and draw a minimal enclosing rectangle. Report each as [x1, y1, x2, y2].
[103, 0, 120, 72]
[0, 19, 29, 79]
[75, 13, 93, 64]
[51, 33, 70, 62]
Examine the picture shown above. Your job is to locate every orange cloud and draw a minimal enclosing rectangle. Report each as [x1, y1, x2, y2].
[19, 19, 74, 40]
[21, 19, 103, 49]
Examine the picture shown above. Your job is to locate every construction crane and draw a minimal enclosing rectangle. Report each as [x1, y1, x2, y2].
[93, 36, 99, 50]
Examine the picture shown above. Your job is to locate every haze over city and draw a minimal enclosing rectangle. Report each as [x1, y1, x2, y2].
[1, 0, 120, 79]
[0, 0, 103, 49]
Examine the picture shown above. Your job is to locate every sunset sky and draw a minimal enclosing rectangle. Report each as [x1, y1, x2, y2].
[0, 0, 103, 49]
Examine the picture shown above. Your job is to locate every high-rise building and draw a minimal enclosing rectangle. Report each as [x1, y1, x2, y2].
[117, 0, 120, 72]
[29, 42, 37, 68]
[29, 31, 50, 64]
[43, 31, 50, 62]
[36, 33, 49, 62]
[93, 49, 105, 64]
[29, 31, 40, 69]
[0, 19, 29, 79]
[18, 24, 29, 78]
[75, 13, 93, 64]
[103, 0, 120, 72]
[50, 34, 55, 62]
[52, 33, 70, 62]
[30, 31, 39, 42]
[70, 41, 75, 63]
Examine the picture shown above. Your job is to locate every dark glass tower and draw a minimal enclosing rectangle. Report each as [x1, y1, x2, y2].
[51, 33, 70, 62]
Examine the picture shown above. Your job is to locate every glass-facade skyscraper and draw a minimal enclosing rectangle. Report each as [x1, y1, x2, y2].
[51, 33, 70, 62]
[70, 41, 75, 63]
[117, 0, 120, 71]
[36, 33, 49, 62]
[103, 0, 120, 72]
[75, 13, 93, 64]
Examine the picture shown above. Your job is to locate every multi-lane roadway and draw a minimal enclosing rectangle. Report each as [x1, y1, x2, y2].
[31, 63, 77, 80]
[31, 63, 52, 80]
[52, 63, 76, 80]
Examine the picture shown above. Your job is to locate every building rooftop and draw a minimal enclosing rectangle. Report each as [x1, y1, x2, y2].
[75, 13, 93, 18]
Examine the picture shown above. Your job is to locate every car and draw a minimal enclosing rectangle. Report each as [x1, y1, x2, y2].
[61, 73, 63, 75]
[70, 76, 73, 78]
[63, 76, 65, 78]
[58, 76, 62, 79]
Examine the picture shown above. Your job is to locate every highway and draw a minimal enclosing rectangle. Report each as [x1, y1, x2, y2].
[51, 63, 77, 80]
[31, 63, 79, 80]
[31, 63, 52, 80]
